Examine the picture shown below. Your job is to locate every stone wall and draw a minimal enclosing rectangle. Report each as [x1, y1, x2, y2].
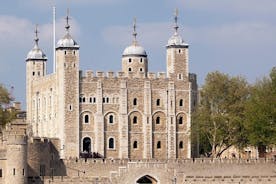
[27, 158, 276, 184]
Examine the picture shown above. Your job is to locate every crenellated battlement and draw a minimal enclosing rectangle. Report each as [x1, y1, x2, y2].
[79, 70, 169, 82]
[63, 158, 276, 165]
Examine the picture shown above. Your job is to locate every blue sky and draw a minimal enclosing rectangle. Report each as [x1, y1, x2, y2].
[0, 0, 275, 109]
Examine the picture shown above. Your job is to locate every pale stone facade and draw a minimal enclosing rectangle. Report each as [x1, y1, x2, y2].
[25, 13, 197, 160]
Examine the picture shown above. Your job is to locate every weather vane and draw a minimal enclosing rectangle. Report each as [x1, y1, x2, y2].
[65, 8, 70, 32]
[132, 17, 138, 45]
[174, 8, 179, 34]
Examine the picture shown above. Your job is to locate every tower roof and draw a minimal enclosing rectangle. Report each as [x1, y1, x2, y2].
[56, 9, 79, 49]
[122, 18, 147, 57]
[167, 9, 188, 48]
[26, 25, 47, 61]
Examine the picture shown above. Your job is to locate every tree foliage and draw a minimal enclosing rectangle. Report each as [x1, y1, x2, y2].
[192, 71, 249, 158]
[244, 67, 276, 156]
[0, 84, 15, 130]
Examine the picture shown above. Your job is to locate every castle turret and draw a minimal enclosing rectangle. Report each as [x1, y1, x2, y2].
[166, 9, 189, 79]
[26, 26, 47, 137]
[55, 10, 80, 159]
[5, 134, 27, 184]
[122, 18, 148, 76]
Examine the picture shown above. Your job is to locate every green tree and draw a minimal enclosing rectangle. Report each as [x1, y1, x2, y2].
[192, 71, 249, 158]
[0, 84, 15, 131]
[245, 67, 276, 157]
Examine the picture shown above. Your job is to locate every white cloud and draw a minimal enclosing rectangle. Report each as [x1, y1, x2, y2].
[0, 15, 80, 49]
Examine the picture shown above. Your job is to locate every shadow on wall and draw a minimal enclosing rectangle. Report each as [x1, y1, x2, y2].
[27, 138, 66, 183]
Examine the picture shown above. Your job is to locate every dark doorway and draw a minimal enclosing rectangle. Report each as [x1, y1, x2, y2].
[83, 137, 91, 153]
[136, 175, 157, 184]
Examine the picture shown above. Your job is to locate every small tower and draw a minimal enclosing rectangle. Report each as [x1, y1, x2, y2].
[26, 25, 47, 137]
[122, 18, 148, 76]
[55, 9, 80, 159]
[5, 134, 28, 184]
[166, 9, 189, 79]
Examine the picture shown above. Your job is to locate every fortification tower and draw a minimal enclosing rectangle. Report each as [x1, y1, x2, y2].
[122, 18, 148, 76]
[26, 26, 47, 137]
[166, 9, 189, 79]
[55, 11, 80, 159]
[5, 134, 27, 184]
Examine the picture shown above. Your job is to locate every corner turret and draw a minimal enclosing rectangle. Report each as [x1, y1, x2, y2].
[166, 9, 189, 79]
[55, 9, 80, 159]
[122, 18, 148, 76]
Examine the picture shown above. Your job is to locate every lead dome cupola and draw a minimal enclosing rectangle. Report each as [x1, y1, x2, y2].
[26, 26, 47, 61]
[167, 9, 188, 47]
[56, 12, 79, 49]
[122, 18, 147, 57]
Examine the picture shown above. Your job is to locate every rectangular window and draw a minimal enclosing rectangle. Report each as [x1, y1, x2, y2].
[13, 168, 15, 175]
[22, 169, 25, 176]
[0, 169, 2, 177]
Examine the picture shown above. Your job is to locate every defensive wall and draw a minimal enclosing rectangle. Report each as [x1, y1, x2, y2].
[25, 139, 276, 184]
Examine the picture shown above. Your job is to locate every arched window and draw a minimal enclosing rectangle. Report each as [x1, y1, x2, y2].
[133, 98, 137, 106]
[140, 58, 143, 63]
[133, 141, 138, 149]
[83, 137, 91, 153]
[79, 97, 82, 103]
[156, 99, 160, 106]
[82, 97, 86, 103]
[106, 97, 109, 103]
[108, 138, 115, 149]
[139, 68, 143, 72]
[179, 117, 183, 124]
[156, 117, 160, 124]
[180, 99, 183, 106]
[157, 141, 161, 149]
[84, 115, 89, 123]
[129, 58, 132, 63]
[129, 68, 132, 72]
[133, 116, 137, 124]
[109, 115, 114, 124]
[89, 97, 92, 103]
[93, 97, 96, 103]
[179, 141, 183, 149]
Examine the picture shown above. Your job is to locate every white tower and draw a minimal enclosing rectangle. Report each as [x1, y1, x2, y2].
[26, 26, 47, 137]
[122, 18, 148, 76]
[166, 9, 189, 80]
[55, 10, 80, 159]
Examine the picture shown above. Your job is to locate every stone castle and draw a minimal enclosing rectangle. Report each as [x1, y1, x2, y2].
[0, 10, 275, 184]
[25, 11, 198, 160]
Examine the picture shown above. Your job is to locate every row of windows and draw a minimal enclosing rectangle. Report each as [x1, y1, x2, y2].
[80, 97, 120, 104]
[82, 137, 184, 151]
[83, 114, 184, 125]
[132, 98, 184, 107]
[80, 97, 184, 107]
[128, 58, 144, 63]
[128, 67, 144, 72]
[84, 114, 114, 124]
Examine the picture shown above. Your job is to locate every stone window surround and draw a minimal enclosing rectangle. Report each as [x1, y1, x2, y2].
[84, 114, 90, 124]
[107, 137, 116, 150]
[109, 114, 114, 124]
